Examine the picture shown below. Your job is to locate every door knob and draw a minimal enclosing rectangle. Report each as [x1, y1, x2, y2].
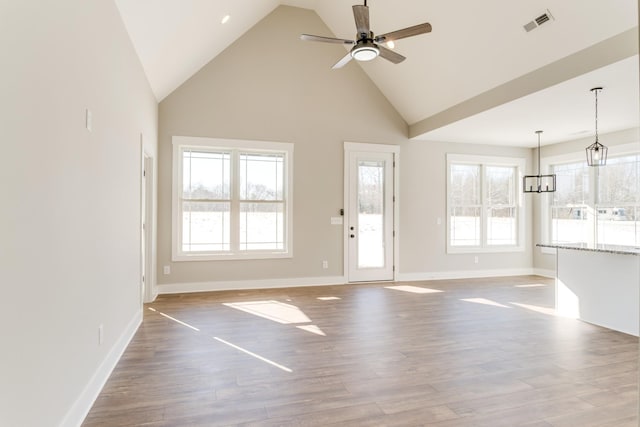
[350, 234, 355, 238]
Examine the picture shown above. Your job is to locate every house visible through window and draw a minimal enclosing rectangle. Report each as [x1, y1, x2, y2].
[544, 148, 640, 248]
[447, 154, 525, 253]
[173, 137, 293, 261]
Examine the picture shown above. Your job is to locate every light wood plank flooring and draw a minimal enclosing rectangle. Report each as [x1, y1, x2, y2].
[83, 276, 638, 426]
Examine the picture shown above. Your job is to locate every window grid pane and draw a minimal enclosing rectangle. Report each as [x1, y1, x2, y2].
[595, 153, 640, 246]
[550, 161, 590, 245]
[240, 153, 284, 201]
[451, 206, 481, 246]
[182, 201, 230, 252]
[239, 202, 284, 250]
[486, 166, 516, 246]
[182, 150, 230, 200]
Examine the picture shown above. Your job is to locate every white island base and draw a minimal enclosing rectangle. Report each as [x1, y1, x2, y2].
[538, 244, 640, 337]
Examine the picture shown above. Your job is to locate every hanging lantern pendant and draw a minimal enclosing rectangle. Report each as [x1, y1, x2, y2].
[586, 87, 608, 166]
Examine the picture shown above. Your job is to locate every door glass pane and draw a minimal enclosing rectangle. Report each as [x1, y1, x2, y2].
[358, 160, 385, 268]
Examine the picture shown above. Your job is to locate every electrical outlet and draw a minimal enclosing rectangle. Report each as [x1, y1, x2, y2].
[474, 256, 479, 264]
[322, 260, 328, 269]
[98, 324, 103, 346]
[163, 265, 171, 275]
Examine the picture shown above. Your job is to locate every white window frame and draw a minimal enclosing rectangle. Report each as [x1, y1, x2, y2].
[540, 142, 640, 254]
[446, 154, 526, 254]
[172, 136, 293, 261]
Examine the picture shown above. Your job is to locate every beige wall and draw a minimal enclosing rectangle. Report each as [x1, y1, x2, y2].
[0, 0, 158, 425]
[400, 139, 534, 277]
[157, 6, 407, 286]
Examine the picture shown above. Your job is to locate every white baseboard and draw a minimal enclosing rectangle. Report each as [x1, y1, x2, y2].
[157, 275, 347, 294]
[61, 309, 142, 427]
[533, 268, 556, 278]
[157, 269, 556, 295]
[396, 268, 536, 282]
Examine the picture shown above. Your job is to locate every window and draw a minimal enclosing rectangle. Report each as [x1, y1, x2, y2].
[596, 154, 640, 246]
[549, 161, 590, 245]
[447, 154, 525, 253]
[543, 146, 640, 248]
[173, 136, 293, 261]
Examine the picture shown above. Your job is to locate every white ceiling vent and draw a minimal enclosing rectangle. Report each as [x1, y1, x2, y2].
[523, 10, 554, 32]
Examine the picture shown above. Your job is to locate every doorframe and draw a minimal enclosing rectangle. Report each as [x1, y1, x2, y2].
[343, 142, 400, 283]
[140, 135, 156, 304]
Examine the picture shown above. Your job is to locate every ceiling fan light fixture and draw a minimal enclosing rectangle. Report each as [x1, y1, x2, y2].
[351, 43, 379, 61]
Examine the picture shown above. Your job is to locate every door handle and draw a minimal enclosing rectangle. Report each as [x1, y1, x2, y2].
[350, 234, 355, 238]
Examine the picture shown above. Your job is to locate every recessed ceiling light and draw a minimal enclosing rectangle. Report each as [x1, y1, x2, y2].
[221, 15, 230, 24]
[386, 40, 395, 49]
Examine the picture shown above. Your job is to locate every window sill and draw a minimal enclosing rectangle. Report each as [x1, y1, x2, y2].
[447, 246, 525, 254]
[172, 251, 292, 262]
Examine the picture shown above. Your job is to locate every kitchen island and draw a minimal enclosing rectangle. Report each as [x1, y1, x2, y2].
[537, 243, 640, 336]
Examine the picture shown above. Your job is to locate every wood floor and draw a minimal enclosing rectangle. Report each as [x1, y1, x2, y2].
[83, 276, 639, 426]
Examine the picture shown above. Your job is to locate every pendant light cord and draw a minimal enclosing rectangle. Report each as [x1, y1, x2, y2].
[594, 89, 599, 143]
[536, 131, 542, 175]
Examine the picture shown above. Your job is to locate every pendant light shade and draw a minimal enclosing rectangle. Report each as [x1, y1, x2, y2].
[523, 130, 556, 193]
[586, 87, 608, 167]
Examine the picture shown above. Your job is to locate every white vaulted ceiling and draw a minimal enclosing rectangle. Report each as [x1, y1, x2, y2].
[114, 0, 639, 147]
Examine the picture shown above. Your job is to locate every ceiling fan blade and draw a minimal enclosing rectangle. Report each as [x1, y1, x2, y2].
[332, 51, 354, 69]
[378, 45, 406, 64]
[300, 34, 354, 45]
[352, 5, 370, 36]
[375, 22, 432, 43]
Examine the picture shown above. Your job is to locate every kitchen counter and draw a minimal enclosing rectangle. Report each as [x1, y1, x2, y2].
[537, 243, 640, 336]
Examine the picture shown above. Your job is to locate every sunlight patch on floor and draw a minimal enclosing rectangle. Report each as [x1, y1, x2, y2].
[317, 296, 341, 301]
[385, 285, 443, 294]
[510, 302, 557, 316]
[213, 336, 292, 373]
[148, 307, 200, 331]
[460, 298, 510, 308]
[223, 300, 312, 324]
[296, 324, 326, 336]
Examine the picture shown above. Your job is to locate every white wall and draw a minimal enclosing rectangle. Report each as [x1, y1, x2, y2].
[0, 1, 158, 425]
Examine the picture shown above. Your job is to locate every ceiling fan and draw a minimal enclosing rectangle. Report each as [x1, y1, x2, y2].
[300, 0, 432, 69]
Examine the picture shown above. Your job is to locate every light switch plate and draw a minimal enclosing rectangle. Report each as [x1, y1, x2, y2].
[330, 217, 343, 225]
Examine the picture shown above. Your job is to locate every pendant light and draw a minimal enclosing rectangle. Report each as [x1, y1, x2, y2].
[523, 130, 556, 193]
[585, 87, 608, 166]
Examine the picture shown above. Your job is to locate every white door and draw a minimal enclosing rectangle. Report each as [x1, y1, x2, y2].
[346, 149, 396, 282]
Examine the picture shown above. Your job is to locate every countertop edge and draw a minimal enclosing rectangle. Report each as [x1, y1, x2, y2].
[536, 243, 640, 256]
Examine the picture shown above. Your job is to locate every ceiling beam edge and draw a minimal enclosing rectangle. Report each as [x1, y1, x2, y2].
[409, 26, 639, 140]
